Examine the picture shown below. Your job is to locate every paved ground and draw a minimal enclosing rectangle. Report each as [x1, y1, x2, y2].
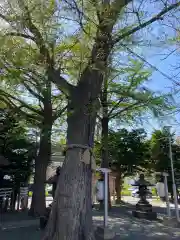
[1, 214, 180, 240]
[122, 196, 176, 208]
[1, 197, 180, 239]
[1, 205, 180, 240]
[94, 212, 180, 239]
[1, 226, 42, 240]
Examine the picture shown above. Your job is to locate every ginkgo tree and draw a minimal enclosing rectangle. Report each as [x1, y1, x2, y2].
[0, 0, 179, 239]
[99, 58, 173, 169]
[0, 5, 66, 216]
[95, 58, 173, 208]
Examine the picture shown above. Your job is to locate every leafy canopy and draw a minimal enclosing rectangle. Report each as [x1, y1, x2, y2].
[0, 109, 35, 185]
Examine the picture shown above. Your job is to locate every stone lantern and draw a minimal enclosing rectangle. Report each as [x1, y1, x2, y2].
[132, 174, 157, 220]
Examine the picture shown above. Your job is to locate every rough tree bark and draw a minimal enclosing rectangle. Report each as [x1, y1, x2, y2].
[44, 76, 100, 240]
[101, 117, 109, 168]
[101, 77, 109, 169]
[100, 77, 111, 208]
[30, 121, 52, 216]
[30, 98, 52, 216]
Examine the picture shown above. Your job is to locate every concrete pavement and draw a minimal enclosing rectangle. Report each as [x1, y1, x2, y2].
[1, 212, 180, 240]
[1, 226, 42, 240]
[1, 196, 180, 240]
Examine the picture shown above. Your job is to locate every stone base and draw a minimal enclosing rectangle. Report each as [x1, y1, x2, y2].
[132, 210, 157, 220]
[95, 226, 116, 240]
[136, 202, 152, 212]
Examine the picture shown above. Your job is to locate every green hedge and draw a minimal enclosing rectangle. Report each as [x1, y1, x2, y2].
[121, 187, 157, 197]
[121, 189, 131, 196]
[151, 188, 156, 196]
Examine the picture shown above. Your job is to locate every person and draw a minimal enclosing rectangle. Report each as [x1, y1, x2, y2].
[46, 166, 61, 199]
[156, 176, 165, 201]
[95, 174, 104, 209]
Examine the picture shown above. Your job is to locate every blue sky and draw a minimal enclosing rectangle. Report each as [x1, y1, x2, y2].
[140, 48, 180, 135]
[110, 0, 180, 136]
[128, 0, 180, 136]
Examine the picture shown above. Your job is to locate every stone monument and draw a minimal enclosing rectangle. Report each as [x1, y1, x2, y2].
[132, 174, 157, 220]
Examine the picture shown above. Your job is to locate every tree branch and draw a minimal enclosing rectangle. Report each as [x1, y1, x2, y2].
[2, 61, 47, 102]
[109, 101, 143, 120]
[0, 60, 45, 102]
[17, 0, 74, 96]
[0, 90, 43, 116]
[0, 13, 12, 23]
[108, 97, 126, 117]
[23, 73, 44, 96]
[113, 1, 180, 44]
[17, 0, 51, 63]
[0, 96, 41, 122]
[53, 105, 67, 121]
[23, 82, 44, 102]
[0, 1, 75, 97]
[5, 32, 35, 41]
[50, 69, 75, 96]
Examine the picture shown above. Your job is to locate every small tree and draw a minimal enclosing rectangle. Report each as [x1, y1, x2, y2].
[150, 128, 180, 198]
[100, 58, 172, 168]
[107, 128, 150, 202]
[0, 109, 35, 208]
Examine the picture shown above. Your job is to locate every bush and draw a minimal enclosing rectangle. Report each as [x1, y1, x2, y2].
[121, 189, 131, 196]
[28, 191, 33, 197]
[151, 188, 156, 196]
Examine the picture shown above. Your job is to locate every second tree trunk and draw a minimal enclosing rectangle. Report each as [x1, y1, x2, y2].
[30, 121, 52, 216]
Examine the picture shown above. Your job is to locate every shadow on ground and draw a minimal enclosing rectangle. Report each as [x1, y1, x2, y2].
[1, 204, 180, 239]
[0, 226, 42, 240]
[93, 204, 180, 239]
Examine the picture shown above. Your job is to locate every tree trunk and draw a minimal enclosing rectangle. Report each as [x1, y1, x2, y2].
[43, 2, 117, 235]
[30, 118, 52, 216]
[101, 116, 109, 168]
[101, 76, 109, 169]
[115, 172, 122, 204]
[44, 87, 98, 240]
[100, 78, 111, 208]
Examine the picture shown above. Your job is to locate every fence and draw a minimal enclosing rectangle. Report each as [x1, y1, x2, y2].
[0, 188, 12, 198]
[17, 187, 29, 210]
[0, 187, 29, 211]
[0, 188, 13, 211]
